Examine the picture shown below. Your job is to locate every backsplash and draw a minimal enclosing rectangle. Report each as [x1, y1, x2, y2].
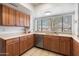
[0, 26, 25, 34]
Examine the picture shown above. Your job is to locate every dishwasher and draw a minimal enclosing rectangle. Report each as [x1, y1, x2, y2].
[35, 34, 43, 48]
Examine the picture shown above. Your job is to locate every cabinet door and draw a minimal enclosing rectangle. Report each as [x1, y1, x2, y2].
[20, 35, 34, 54]
[26, 15, 30, 27]
[23, 14, 27, 26]
[6, 43, 14, 56]
[13, 38, 19, 56]
[0, 5, 2, 25]
[19, 13, 24, 26]
[15, 11, 20, 26]
[27, 35, 34, 49]
[50, 36, 60, 52]
[20, 36, 25, 54]
[6, 38, 19, 56]
[43, 35, 51, 50]
[8, 8, 15, 26]
[3, 5, 9, 25]
[44, 35, 60, 53]
[59, 37, 72, 55]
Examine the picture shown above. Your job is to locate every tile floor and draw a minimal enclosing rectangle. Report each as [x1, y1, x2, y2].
[22, 47, 62, 56]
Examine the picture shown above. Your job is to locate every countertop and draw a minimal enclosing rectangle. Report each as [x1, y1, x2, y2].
[34, 32, 72, 37]
[0, 33, 33, 40]
[0, 32, 73, 40]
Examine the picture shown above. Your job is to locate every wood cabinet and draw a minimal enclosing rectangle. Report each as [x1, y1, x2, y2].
[2, 5, 9, 25]
[59, 36, 73, 55]
[8, 7, 15, 26]
[20, 35, 34, 54]
[43, 35, 52, 50]
[0, 5, 30, 27]
[44, 35, 60, 52]
[20, 36, 27, 54]
[19, 12, 24, 26]
[26, 35, 34, 49]
[2, 5, 15, 26]
[6, 38, 19, 56]
[15, 11, 20, 26]
[73, 40, 79, 56]
[50, 36, 60, 53]
[26, 15, 30, 27]
[43, 35, 72, 55]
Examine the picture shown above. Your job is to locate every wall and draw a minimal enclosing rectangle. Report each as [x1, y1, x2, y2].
[34, 3, 76, 35]
[34, 3, 75, 17]
[0, 26, 25, 34]
[72, 4, 79, 56]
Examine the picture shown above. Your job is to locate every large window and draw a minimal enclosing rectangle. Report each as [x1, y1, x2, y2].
[63, 15, 72, 34]
[52, 16, 62, 32]
[41, 17, 51, 32]
[34, 14, 72, 34]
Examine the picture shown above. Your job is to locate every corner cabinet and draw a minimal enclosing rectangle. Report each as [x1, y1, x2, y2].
[0, 5, 30, 27]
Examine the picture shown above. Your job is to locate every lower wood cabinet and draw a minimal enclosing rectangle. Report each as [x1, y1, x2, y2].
[6, 38, 19, 56]
[0, 34, 34, 56]
[0, 34, 73, 56]
[20, 36, 27, 54]
[44, 35, 60, 53]
[43, 35, 73, 56]
[50, 36, 60, 53]
[26, 35, 34, 49]
[19, 35, 34, 54]
[43, 35, 52, 50]
[59, 36, 73, 55]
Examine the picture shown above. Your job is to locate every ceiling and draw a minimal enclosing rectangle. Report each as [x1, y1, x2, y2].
[31, 3, 44, 6]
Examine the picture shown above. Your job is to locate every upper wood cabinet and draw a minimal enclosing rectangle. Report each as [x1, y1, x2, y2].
[15, 11, 20, 26]
[2, 5, 15, 26]
[26, 15, 30, 27]
[2, 5, 9, 25]
[8, 7, 15, 26]
[0, 5, 30, 27]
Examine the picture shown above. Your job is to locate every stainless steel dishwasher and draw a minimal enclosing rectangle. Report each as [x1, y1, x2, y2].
[35, 34, 43, 48]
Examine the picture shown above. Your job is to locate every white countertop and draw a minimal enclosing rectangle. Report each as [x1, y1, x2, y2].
[0, 32, 74, 40]
[0, 33, 33, 40]
[34, 32, 72, 37]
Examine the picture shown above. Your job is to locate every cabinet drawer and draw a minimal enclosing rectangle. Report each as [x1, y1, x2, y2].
[6, 38, 19, 44]
[6, 39, 14, 44]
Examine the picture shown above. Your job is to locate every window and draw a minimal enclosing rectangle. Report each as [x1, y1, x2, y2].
[52, 16, 62, 32]
[63, 15, 72, 34]
[37, 18, 42, 31]
[41, 17, 51, 32]
[34, 13, 73, 34]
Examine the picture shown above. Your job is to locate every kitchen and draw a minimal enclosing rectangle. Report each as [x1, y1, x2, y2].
[0, 3, 79, 56]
